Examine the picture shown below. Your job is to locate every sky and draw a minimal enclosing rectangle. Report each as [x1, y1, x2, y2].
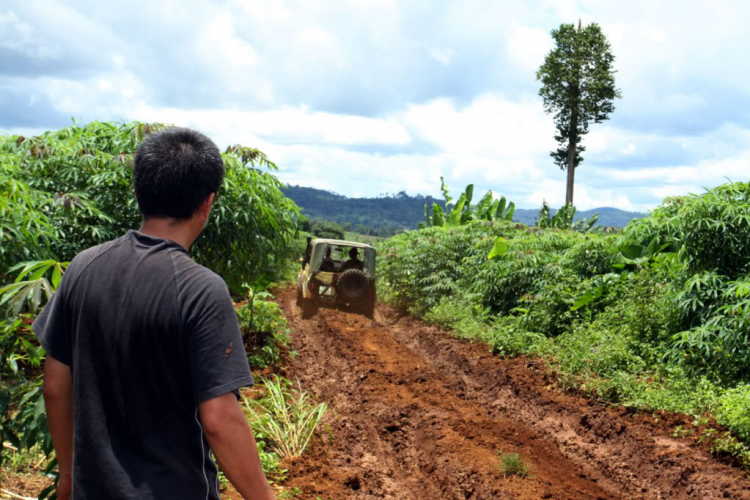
[2, 0, 750, 212]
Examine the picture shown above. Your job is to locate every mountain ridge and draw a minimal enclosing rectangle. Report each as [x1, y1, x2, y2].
[282, 185, 644, 235]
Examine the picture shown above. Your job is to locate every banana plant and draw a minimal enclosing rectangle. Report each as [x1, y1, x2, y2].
[423, 177, 514, 228]
[536, 201, 598, 232]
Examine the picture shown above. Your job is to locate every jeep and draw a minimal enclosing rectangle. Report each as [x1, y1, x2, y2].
[296, 237, 376, 317]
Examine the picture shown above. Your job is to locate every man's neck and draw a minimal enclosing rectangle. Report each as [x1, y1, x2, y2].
[139, 218, 196, 251]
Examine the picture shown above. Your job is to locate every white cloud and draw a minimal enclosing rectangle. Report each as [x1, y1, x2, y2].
[267, 144, 444, 199]
[4, 0, 750, 215]
[298, 27, 336, 46]
[428, 46, 456, 65]
[198, 13, 258, 67]
[601, 154, 750, 186]
[506, 24, 552, 71]
[128, 104, 412, 147]
[0, 10, 57, 60]
[403, 93, 555, 158]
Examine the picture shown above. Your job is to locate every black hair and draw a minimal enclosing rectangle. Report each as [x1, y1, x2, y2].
[349, 248, 359, 258]
[133, 127, 225, 220]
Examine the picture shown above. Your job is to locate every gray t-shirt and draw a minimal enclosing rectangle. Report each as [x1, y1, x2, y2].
[33, 230, 254, 500]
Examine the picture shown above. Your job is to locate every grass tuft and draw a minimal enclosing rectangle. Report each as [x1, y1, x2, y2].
[498, 451, 530, 478]
[242, 375, 328, 459]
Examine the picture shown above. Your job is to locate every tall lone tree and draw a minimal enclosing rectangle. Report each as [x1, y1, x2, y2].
[536, 21, 620, 205]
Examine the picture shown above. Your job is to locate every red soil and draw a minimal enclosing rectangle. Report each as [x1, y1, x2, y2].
[273, 288, 750, 500]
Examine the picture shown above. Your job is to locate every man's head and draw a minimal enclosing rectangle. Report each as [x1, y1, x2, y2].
[134, 128, 224, 221]
[325, 248, 332, 258]
[348, 248, 359, 259]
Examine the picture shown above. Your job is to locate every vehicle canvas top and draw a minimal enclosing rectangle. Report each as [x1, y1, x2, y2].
[309, 238, 376, 276]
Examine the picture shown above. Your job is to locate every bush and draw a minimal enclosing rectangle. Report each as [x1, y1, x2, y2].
[309, 218, 345, 240]
[1, 122, 301, 292]
[560, 235, 617, 278]
[423, 296, 493, 344]
[488, 317, 547, 357]
[235, 289, 290, 369]
[714, 385, 750, 442]
[376, 181, 750, 466]
[676, 183, 750, 279]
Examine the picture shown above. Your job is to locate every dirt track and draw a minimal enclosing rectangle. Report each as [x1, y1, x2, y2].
[274, 288, 750, 500]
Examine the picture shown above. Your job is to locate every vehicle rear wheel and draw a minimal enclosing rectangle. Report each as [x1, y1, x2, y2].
[336, 268, 370, 302]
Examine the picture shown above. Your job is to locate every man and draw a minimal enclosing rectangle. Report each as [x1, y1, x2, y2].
[36, 128, 275, 500]
[341, 247, 363, 271]
[319, 247, 336, 272]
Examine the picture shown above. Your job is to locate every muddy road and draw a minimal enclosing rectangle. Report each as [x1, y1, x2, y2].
[274, 289, 750, 500]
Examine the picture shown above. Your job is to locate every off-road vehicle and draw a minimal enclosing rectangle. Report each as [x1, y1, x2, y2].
[296, 237, 376, 317]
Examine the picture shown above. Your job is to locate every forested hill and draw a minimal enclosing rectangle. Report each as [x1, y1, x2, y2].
[283, 185, 644, 235]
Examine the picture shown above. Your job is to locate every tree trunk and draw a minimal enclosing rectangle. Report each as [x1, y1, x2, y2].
[565, 20, 582, 207]
[565, 110, 577, 206]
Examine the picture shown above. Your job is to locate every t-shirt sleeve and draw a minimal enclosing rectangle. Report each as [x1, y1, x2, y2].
[183, 274, 254, 405]
[32, 272, 72, 366]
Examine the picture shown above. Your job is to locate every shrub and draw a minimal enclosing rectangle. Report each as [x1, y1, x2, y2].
[714, 385, 750, 442]
[560, 234, 617, 278]
[423, 296, 493, 344]
[1, 122, 301, 292]
[309, 218, 345, 240]
[235, 289, 290, 369]
[488, 317, 547, 357]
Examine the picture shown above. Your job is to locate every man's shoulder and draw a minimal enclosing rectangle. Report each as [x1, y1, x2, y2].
[170, 253, 227, 295]
[65, 234, 129, 278]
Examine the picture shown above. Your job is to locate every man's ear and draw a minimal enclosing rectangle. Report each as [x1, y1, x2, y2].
[198, 193, 216, 218]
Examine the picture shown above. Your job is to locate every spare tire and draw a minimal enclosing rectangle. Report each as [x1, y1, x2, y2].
[336, 268, 369, 302]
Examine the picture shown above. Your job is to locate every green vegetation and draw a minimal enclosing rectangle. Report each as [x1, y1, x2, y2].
[301, 218, 346, 240]
[537, 21, 620, 205]
[0, 121, 300, 291]
[242, 376, 329, 459]
[236, 288, 290, 370]
[0, 121, 306, 493]
[284, 185, 429, 236]
[277, 487, 303, 498]
[378, 181, 750, 466]
[421, 177, 514, 229]
[344, 231, 380, 244]
[498, 451, 530, 478]
[536, 201, 598, 232]
[284, 185, 643, 231]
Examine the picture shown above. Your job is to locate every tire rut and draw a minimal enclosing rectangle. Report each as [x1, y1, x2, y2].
[385, 311, 750, 500]
[274, 288, 750, 500]
[277, 289, 625, 500]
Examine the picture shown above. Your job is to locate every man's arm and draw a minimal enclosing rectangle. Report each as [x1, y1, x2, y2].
[43, 355, 74, 500]
[198, 393, 275, 500]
